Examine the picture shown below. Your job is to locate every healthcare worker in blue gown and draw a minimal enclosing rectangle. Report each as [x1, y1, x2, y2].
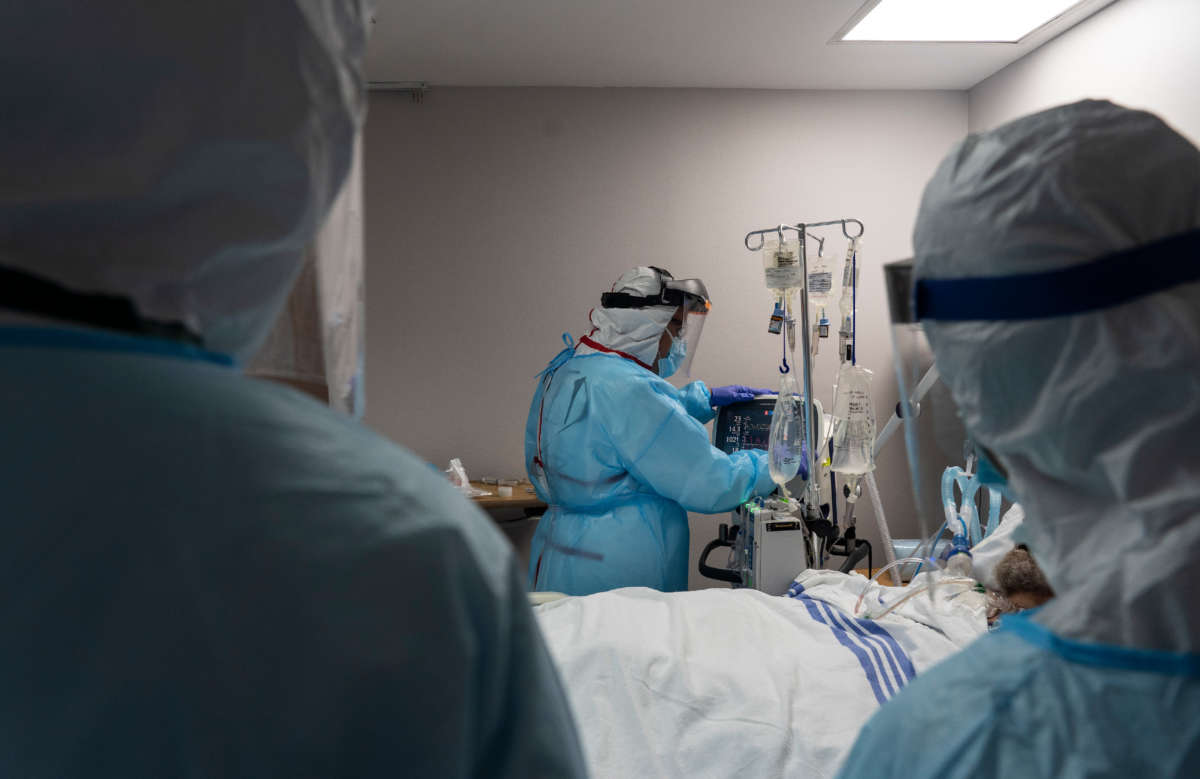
[838, 101, 1200, 777]
[526, 266, 778, 595]
[0, 3, 585, 777]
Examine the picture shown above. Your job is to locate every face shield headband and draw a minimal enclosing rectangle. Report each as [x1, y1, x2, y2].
[911, 228, 1200, 323]
[882, 227, 1200, 558]
[599, 267, 711, 315]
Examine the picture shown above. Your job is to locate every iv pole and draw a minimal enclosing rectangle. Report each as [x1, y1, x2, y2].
[744, 218, 865, 512]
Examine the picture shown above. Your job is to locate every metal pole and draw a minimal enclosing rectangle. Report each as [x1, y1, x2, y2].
[796, 224, 819, 505]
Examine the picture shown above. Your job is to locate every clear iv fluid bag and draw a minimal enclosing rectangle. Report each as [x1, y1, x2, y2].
[807, 252, 832, 308]
[769, 371, 805, 486]
[830, 363, 876, 476]
[763, 237, 803, 291]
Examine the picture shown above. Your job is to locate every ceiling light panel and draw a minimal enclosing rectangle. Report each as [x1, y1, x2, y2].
[841, 0, 1086, 43]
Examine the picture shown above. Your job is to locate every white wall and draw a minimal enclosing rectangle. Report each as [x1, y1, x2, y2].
[363, 87, 967, 587]
[969, 0, 1200, 143]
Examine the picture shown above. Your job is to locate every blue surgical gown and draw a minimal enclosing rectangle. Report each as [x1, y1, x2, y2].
[0, 326, 586, 778]
[525, 350, 775, 595]
[837, 612, 1200, 778]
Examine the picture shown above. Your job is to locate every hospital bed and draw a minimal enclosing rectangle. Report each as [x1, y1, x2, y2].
[535, 567, 987, 779]
[534, 365, 1011, 777]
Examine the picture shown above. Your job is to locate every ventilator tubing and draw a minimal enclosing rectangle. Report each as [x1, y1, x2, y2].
[854, 557, 925, 616]
[853, 555, 976, 621]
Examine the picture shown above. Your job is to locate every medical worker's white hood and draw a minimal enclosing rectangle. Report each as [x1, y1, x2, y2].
[0, 0, 368, 361]
[583, 267, 677, 369]
[914, 100, 1200, 652]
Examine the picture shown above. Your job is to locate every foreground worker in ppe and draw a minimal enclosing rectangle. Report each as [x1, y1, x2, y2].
[527, 266, 777, 595]
[0, 3, 585, 776]
[839, 100, 1200, 777]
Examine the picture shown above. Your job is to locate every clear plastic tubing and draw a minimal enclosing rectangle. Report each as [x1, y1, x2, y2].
[870, 577, 975, 620]
[854, 556, 926, 616]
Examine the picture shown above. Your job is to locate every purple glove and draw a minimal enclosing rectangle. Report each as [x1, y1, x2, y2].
[710, 385, 772, 407]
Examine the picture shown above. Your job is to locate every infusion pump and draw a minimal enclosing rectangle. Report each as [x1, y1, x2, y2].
[698, 396, 828, 595]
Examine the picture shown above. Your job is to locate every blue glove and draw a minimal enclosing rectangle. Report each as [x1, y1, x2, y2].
[709, 385, 772, 407]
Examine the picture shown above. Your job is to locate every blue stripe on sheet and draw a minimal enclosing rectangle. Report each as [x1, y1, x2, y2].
[787, 582, 917, 701]
[792, 582, 914, 685]
[820, 602, 899, 698]
[854, 614, 917, 683]
[824, 603, 909, 691]
[795, 593, 888, 704]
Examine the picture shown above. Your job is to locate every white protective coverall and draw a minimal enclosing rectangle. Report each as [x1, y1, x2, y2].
[840, 100, 1200, 777]
[0, 2, 585, 776]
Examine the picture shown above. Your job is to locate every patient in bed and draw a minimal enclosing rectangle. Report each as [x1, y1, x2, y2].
[986, 544, 1055, 623]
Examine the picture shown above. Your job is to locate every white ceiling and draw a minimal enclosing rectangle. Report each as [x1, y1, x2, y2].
[366, 0, 1119, 91]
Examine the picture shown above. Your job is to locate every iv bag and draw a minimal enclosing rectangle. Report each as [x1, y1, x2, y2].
[807, 250, 833, 308]
[769, 371, 806, 488]
[763, 237, 803, 291]
[830, 363, 876, 476]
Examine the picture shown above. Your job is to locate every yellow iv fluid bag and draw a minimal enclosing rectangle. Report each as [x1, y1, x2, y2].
[769, 371, 806, 488]
[763, 237, 803, 291]
[830, 363, 876, 476]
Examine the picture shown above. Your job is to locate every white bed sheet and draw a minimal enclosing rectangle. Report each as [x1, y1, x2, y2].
[535, 570, 986, 778]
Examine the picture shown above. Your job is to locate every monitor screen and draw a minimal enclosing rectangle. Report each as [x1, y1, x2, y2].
[713, 395, 817, 455]
[713, 397, 776, 454]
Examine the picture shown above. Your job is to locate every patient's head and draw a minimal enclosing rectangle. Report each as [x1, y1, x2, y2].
[995, 545, 1055, 610]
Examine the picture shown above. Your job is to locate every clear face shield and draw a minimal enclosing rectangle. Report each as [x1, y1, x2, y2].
[853, 261, 994, 628]
[600, 269, 711, 379]
[669, 278, 710, 378]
